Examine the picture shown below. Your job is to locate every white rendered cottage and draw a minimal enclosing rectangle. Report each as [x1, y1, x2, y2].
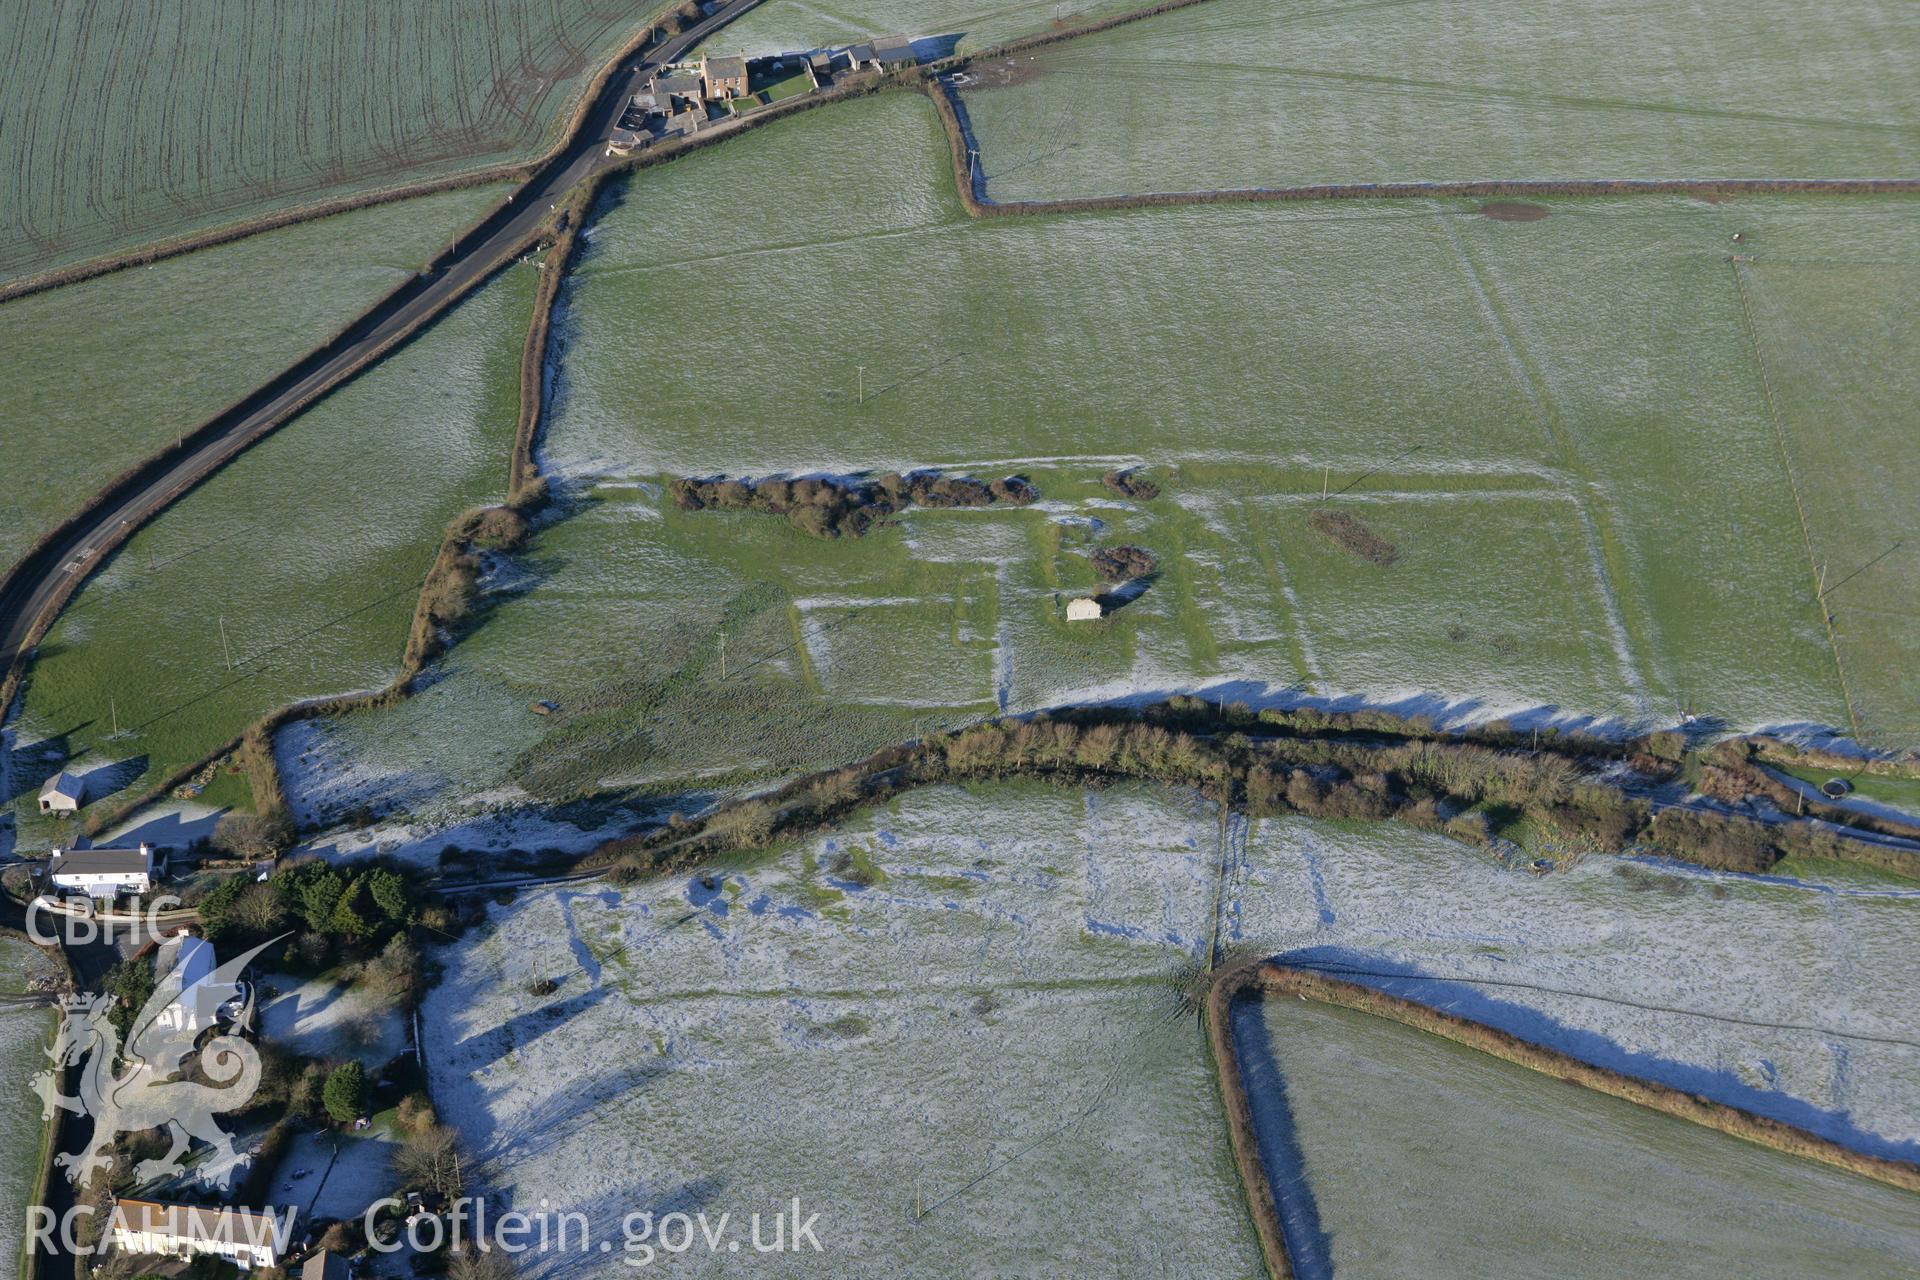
[47, 844, 157, 899]
[108, 1199, 293, 1271]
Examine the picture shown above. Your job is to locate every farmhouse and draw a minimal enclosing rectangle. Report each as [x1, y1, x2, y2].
[38, 771, 84, 814]
[701, 54, 749, 98]
[647, 72, 706, 105]
[108, 1199, 294, 1270]
[47, 844, 157, 899]
[1066, 597, 1104, 622]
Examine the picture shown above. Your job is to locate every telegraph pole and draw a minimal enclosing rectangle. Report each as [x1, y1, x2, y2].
[856, 364, 866, 406]
[218, 615, 233, 671]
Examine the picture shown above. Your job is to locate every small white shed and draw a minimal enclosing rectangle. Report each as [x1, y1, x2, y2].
[1065, 597, 1104, 622]
[38, 771, 85, 814]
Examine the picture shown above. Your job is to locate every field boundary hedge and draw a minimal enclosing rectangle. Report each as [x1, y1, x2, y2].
[75, 492, 547, 842]
[1206, 959, 1920, 1280]
[509, 202, 589, 501]
[570, 703, 1920, 889]
[925, 77, 1920, 217]
[1203, 964, 1294, 1280]
[0, 234, 545, 729]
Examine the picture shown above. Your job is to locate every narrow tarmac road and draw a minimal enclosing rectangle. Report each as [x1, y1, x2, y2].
[0, 0, 762, 697]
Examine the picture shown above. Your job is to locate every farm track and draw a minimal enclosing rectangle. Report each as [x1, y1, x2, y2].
[0, 0, 768, 720]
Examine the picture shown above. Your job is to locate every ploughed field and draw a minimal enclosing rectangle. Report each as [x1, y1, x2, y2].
[4, 263, 535, 845]
[0, 0, 644, 284]
[956, 0, 1920, 200]
[689, 0, 1148, 61]
[423, 781, 1920, 1276]
[0, 185, 510, 572]
[287, 90, 1920, 830]
[1241, 998, 1920, 1279]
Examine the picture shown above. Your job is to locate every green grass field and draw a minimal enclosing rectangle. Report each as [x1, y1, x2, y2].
[5, 261, 534, 842]
[1250, 998, 1920, 1277]
[288, 91, 1920, 827]
[0, 0, 650, 284]
[956, 0, 1920, 200]
[0, 184, 510, 573]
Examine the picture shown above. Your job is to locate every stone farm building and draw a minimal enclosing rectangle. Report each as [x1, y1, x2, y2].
[849, 34, 916, 71]
[47, 844, 157, 899]
[38, 770, 84, 814]
[1066, 597, 1104, 622]
[108, 1199, 293, 1271]
[649, 72, 706, 104]
[701, 54, 749, 97]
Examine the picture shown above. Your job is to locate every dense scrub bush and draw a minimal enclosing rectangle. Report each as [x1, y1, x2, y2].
[1649, 808, 1779, 873]
[671, 470, 1037, 538]
[1090, 544, 1156, 582]
[1101, 468, 1160, 501]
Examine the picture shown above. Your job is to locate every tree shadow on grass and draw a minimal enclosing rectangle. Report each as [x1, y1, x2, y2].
[1274, 944, 1920, 1167]
[1094, 570, 1158, 614]
[1228, 990, 1336, 1280]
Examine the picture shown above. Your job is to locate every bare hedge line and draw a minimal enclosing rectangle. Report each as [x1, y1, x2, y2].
[72, 473, 548, 844]
[1203, 962, 1295, 1280]
[0, 233, 544, 725]
[1220, 963, 1920, 1213]
[510, 197, 593, 503]
[1749, 735, 1920, 782]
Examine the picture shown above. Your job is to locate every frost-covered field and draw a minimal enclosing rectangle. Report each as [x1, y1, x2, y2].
[0, 937, 57, 1272]
[290, 93, 1920, 828]
[957, 0, 1920, 200]
[425, 783, 1258, 1277]
[424, 782, 1920, 1274]
[261, 971, 410, 1066]
[1246, 999, 1920, 1279]
[0, 2, 643, 283]
[0, 185, 508, 572]
[8, 262, 533, 844]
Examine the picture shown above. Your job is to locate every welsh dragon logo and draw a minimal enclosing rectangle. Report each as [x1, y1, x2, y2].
[33, 937, 279, 1186]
